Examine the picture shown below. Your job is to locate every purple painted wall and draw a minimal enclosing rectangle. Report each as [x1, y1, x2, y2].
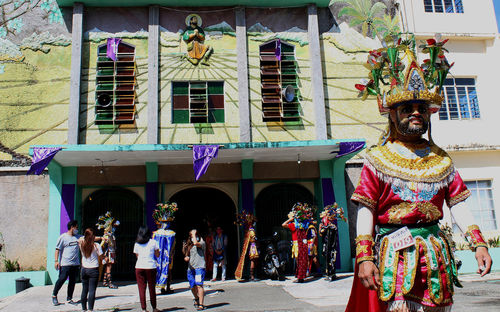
[60, 184, 75, 234]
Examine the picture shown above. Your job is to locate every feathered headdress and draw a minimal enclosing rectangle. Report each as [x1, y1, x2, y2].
[153, 202, 178, 223]
[320, 203, 347, 222]
[355, 34, 453, 115]
[235, 210, 257, 227]
[289, 202, 315, 229]
[96, 211, 119, 233]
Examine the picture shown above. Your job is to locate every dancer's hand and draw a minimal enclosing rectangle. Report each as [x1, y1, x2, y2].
[358, 261, 380, 290]
[475, 246, 492, 277]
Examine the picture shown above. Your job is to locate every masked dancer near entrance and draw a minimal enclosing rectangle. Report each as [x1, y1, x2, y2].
[306, 222, 321, 277]
[235, 211, 259, 281]
[152, 202, 178, 294]
[319, 203, 346, 281]
[282, 202, 314, 283]
[96, 211, 120, 289]
[345, 34, 492, 312]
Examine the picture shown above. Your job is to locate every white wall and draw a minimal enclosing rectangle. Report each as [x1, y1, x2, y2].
[399, 0, 498, 36]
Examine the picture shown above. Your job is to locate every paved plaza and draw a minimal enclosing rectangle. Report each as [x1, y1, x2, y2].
[0, 272, 499, 311]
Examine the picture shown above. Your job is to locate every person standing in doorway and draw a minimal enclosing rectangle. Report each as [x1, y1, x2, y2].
[211, 226, 228, 282]
[51, 220, 81, 306]
[282, 203, 313, 283]
[204, 227, 214, 279]
[96, 211, 120, 289]
[78, 228, 103, 312]
[183, 229, 206, 311]
[134, 226, 161, 312]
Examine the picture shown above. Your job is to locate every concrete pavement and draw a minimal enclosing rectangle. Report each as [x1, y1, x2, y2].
[0, 272, 499, 311]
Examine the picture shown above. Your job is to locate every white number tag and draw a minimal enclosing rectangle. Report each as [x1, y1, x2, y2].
[387, 227, 415, 251]
[195, 274, 202, 283]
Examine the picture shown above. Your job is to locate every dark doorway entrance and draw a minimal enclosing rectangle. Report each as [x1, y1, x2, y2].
[255, 183, 314, 274]
[82, 188, 144, 280]
[168, 187, 237, 280]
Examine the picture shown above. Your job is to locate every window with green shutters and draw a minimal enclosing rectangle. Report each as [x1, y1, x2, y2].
[95, 41, 137, 126]
[172, 81, 224, 123]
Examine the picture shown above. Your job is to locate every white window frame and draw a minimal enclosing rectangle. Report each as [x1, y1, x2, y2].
[424, 0, 464, 13]
[454, 180, 497, 232]
[438, 77, 480, 121]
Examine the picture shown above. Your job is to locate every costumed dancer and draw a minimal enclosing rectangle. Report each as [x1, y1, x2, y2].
[152, 202, 178, 294]
[282, 202, 314, 283]
[345, 34, 492, 312]
[96, 211, 120, 289]
[306, 223, 321, 277]
[234, 211, 260, 281]
[319, 203, 346, 281]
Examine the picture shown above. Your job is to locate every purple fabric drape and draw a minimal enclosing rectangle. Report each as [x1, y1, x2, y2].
[336, 141, 364, 158]
[107, 37, 121, 61]
[193, 145, 219, 181]
[60, 184, 75, 234]
[27, 147, 62, 175]
[321, 178, 341, 269]
[241, 179, 254, 213]
[275, 39, 281, 61]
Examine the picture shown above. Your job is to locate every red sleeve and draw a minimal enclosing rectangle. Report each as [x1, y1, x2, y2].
[351, 164, 380, 211]
[287, 223, 295, 231]
[446, 170, 471, 207]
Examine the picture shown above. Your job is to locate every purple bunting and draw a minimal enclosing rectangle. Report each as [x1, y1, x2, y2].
[336, 141, 365, 158]
[27, 147, 62, 175]
[275, 39, 281, 61]
[193, 145, 219, 181]
[107, 37, 121, 61]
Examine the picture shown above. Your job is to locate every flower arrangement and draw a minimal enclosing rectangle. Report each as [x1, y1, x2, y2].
[153, 202, 178, 223]
[320, 203, 347, 222]
[235, 210, 257, 227]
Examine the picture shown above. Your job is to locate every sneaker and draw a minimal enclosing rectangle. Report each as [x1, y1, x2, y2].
[67, 299, 78, 305]
[51, 296, 59, 306]
[210, 278, 216, 282]
[221, 278, 226, 282]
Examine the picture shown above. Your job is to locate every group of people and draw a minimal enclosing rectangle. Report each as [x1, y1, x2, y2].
[281, 203, 346, 283]
[51, 212, 121, 312]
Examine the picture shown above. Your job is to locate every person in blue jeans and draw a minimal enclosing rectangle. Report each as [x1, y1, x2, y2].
[78, 228, 103, 312]
[211, 226, 227, 282]
[183, 229, 206, 311]
[52, 220, 81, 306]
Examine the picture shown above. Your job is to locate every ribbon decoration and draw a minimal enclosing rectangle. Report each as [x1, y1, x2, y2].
[106, 37, 121, 61]
[193, 145, 219, 181]
[26, 147, 62, 175]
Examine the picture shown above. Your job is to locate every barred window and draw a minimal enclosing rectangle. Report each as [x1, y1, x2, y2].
[464, 180, 497, 231]
[438, 78, 480, 120]
[172, 81, 224, 124]
[424, 0, 463, 13]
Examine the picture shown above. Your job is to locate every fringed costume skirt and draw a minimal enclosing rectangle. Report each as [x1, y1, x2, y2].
[378, 225, 462, 312]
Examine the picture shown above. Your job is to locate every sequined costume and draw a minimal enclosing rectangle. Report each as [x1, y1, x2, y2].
[287, 223, 308, 280]
[319, 216, 338, 280]
[349, 139, 468, 311]
[153, 227, 175, 290]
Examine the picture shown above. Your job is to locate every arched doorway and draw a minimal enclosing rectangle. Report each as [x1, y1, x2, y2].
[82, 188, 144, 280]
[255, 183, 314, 274]
[168, 187, 238, 280]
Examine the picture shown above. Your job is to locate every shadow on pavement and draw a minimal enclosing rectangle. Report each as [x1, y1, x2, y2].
[205, 302, 229, 309]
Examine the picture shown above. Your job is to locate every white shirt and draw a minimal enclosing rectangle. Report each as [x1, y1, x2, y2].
[81, 243, 103, 269]
[133, 239, 160, 269]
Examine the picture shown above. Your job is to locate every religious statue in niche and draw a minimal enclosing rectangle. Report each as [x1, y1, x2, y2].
[182, 14, 213, 66]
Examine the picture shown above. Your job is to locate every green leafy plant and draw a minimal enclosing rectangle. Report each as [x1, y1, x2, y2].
[373, 14, 400, 38]
[488, 236, 500, 248]
[4, 258, 20, 272]
[330, 0, 387, 38]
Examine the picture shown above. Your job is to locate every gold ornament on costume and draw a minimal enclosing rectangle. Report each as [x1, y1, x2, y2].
[96, 211, 119, 234]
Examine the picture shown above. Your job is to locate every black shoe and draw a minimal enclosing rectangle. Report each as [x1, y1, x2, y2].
[67, 299, 78, 305]
[51, 296, 59, 306]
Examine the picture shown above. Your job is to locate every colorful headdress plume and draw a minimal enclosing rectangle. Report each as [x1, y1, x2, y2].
[355, 34, 453, 115]
[235, 210, 257, 227]
[289, 202, 315, 222]
[320, 203, 347, 222]
[153, 202, 178, 223]
[96, 211, 119, 233]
